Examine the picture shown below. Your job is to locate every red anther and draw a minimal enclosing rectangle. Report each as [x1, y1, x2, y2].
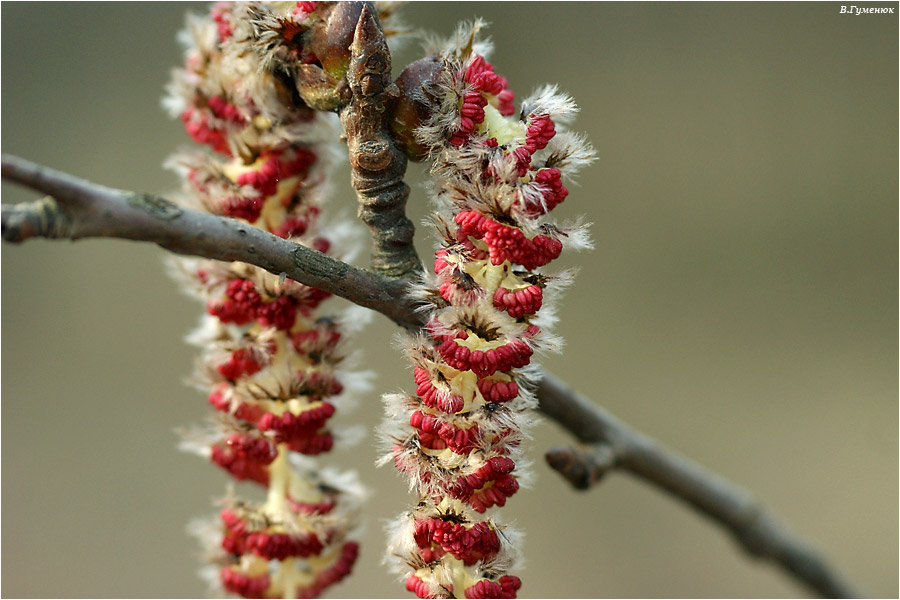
[462, 91, 487, 113]
[455, 210, 563, 270]
[412, 519, 441, 561]
[311, 237, 331, 254]
[464, 55, 490, 82]
[208, 386, 231, 412]
[256, 295, 298, 330]
[499, 576, 522, 598]
[421, 412, 438, 432]
[208, 279, 261, 325]
[227, 433, 278, 463]
[284, 148, 316, 178]
[207, 95, 246, 125]
[290, 284, 331, 318]
[220, 508, 326, 561]
[524, 114, 556, 152]
[436, 333, 533, 378]
[474, 72, 503, 97]
[221, 511, 249, 556]
[211, 445, 269, 484]
[211, 3, 234, 42]
[434, 249, 451, 274]
[291, 327, 342, 356]
[296, 541, 359, 599]
[285, 431, 334, 455]
[488, 456, 515, 474]
[437, 280, 453, 304]
[220, 194, 264, 222]
[220, 507, 243, 529]
[492, 284, 543, 319]
[411, 410, 478, 455]
[476, 377, 520, 403]
[451, 55, 516, 146]
[415, 517, 501, 566]
[235, 153, 285, 197]
[465, 576, 520, 599]
[220, 567, 269, 599]
[449, 131, 469, 147]
[489, 474, 519, 502]
[406, 574, 439, 599]
[181, 108, 231, 156]
[448, 424, 476, 452]
[233, 401, 265, 424]
[465, 579, 498, 599]
[524, 167, 568, 216]
[508, 146, 532, 176]
[495, 89, 516, 116]
[294, 1, 318, 18]
[414, 368, 465, 414]
[290, 498, 336, 515]
[272, 214, 310, 239]
[228, 279, 261, 304]
[450, 459, 520, 512]
[418, 432, 447, 451]
[460, 103, 486, 119]
[211, 434, 276, 485]
[463, 57, 514, 110]
[217, 348, 264, 380]
[245, 530, 324, 560]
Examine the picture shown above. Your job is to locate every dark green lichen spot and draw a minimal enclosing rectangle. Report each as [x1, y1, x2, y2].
[291, 244, 346, 281]
[127, 193, 182, 220]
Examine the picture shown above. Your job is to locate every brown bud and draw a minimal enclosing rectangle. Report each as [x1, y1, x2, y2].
[389, 56, 443, 161]
[286, 2, 372, 112]
[294, 64, 349, 111]
[309, 1, 367, 81]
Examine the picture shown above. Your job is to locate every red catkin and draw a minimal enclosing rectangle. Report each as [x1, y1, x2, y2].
[221, 567, 270, 599]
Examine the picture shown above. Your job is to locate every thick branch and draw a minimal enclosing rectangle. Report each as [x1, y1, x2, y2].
[1, 153, 420, 331]
[339, 3, 421, 278]
[1, 153, 864, 599]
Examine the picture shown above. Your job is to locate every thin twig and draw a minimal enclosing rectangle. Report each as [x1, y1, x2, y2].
[537, 374, 865, 599]
[1, 153, 865, 599]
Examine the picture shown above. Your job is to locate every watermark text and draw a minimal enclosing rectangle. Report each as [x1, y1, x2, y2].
[840, 5, 895, 14]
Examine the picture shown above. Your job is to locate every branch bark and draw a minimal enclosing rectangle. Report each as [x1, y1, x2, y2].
[1, 153, 865, 599]
[339, 4, 421, 278]
[537, 373, 865, 599]
[1, 153, 421, 331]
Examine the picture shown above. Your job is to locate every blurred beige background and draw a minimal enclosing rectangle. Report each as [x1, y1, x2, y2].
[2, 3, 896, 598]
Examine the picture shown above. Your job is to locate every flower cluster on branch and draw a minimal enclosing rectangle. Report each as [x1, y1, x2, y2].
[162, 3, 405, 597]
[380, 23, 593, 599]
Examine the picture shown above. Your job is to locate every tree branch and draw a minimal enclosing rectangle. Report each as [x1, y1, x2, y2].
[1, 153, 421, 331]
[1, 153, 865, 599]
[339, 4, 421, 278]
[537, 373, 865, 599]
